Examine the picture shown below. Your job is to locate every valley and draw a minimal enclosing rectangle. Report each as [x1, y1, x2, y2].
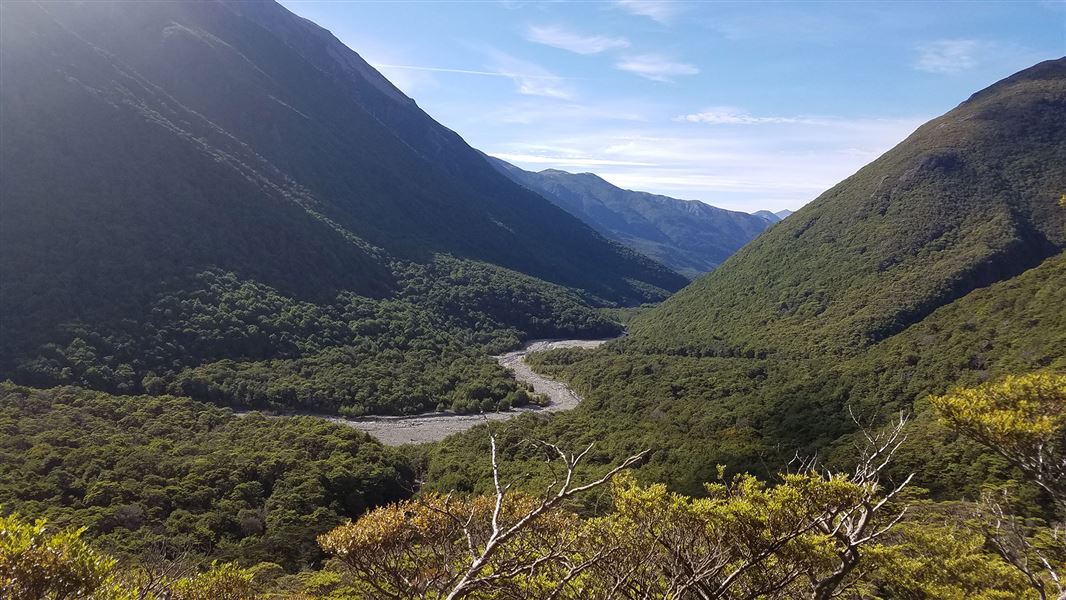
[0, 1, 1063, 598]
[244, 335, 619, 445]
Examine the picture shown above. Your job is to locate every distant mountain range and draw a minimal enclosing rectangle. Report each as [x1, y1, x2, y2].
[487, 157, 772, 278]
[0, 0, 686, 369]
[752, 209, 794, 223]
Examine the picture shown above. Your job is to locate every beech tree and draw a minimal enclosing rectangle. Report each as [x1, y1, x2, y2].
[320, 417, 913, 599]
[932, 373, 1066, 600]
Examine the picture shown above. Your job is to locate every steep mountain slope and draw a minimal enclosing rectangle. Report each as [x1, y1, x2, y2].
[488, 157, 770, 277]
[0, 0, 685, 371]
[0, 1, 682, 379]
[634, 58, 1066, 356]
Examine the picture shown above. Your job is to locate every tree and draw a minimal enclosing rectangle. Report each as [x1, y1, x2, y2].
[930, 373, 1065, 504]
[931, 373, 1066, 600]
[320, 419, 914, 599]
[320, 436, 644, 599]
[1, 512, 120, 600]
[0, 512, 259, 600]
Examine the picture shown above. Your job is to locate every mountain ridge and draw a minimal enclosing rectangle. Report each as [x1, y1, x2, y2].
[631, 57, 1066, 356]
[487, 156, 770, 277]
[0, 0, 686, 369]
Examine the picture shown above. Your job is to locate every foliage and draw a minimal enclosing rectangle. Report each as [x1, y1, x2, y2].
[930, 373, 1066, 502]
[1, 512, 266, 600]
[425, 253, 1063, 507]
[15, 257, 620, 415]
[0, 383, 413, 569]
[315, 428, 1039, 600]
[0, 512, 122, 600]
[171, 562, 258, 600]
[860, 515, 1038, 599]
[630, 58, 1066, 358]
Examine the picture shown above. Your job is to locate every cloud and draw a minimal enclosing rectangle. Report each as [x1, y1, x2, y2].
[674, 107, 811, 125]
[373, 52, 574, 100]
[615, 54, 699, 81]
[481, 47, 576, 99]
[526, 25, 630, 55]
[492, 153, 656, 168]
[615, 0, 685, 24]
[485, 100, 651, 125]
[914, 39, 981, 73]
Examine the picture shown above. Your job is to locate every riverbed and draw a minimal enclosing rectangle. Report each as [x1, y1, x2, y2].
[240, 336, 616, 445]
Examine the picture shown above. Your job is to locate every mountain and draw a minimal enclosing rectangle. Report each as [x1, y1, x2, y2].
[753, 210, 793, 223]
[0, 0, 686, 372]
[488, 157, 771, 277]
[430, 59, 1066, 503]
[633, 58, 1066, 357]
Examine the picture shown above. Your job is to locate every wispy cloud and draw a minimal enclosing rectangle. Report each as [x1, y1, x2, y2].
[616, 54, 699, 82]
[373, 52, 574, 100]
[615, 0, 685, 24]
[372, 64, 556, 78]
[914, 39, 981, 73]
[485, 100, 652, 125]
[675, 107, 811, 125]
[492, 153, 656, 168]
[526, 25, 630, 55]
[481, 47, 576, 99]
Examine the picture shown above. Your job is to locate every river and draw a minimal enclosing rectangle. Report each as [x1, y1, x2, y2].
[237, 336, 617, 445]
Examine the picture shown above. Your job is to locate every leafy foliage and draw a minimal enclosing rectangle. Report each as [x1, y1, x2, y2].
[0, 383, 414, 569]
[1, 512, 121, 600]
[930, 373, 1065, 502]
[315, 434, 1038, 600]
[14, 257, 619, 415]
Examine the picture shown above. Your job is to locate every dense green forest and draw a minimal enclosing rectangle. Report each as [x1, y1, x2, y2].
[5, 374, 1064, 598]
[423, 59, 1066, 512]
[0, 0, 683, 381]
[14, 257, 618, 415]
[0, 383, 415, 571]
[434, 252, 1060, 505]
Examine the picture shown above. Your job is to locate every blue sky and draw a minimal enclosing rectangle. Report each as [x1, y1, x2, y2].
[279, 0, 1065, 212]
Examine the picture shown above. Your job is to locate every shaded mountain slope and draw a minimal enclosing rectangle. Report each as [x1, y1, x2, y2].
[633, 58, 1066, 357]
[0, 0, 685, 367]
[489, 157, 770, 277]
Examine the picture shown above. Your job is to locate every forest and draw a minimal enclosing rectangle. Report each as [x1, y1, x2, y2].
[13, 257, 619, 416]
[4, 374, 1063, 599]
[2, 2, 1064, 599]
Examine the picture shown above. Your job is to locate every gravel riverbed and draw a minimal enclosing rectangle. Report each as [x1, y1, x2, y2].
[237, 336, 616, 445]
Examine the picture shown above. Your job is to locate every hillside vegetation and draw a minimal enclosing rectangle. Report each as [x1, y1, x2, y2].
[429, 61, 1066, 508]
[0, 0, 683, 382]
[634, 58, 1066, 357]
[0, 383, 414, 570]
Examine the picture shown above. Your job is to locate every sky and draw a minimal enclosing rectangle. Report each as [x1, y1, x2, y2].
[278, 0, 1065, 213]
